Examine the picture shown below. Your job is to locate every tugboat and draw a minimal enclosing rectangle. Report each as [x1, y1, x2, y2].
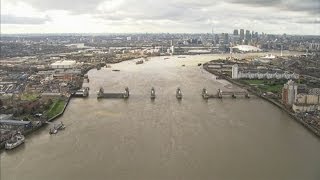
[49, 122, 66, 135]
[150, 87, 156, 99]
[5, 132, 25, 150]
[176, 88, 182, 99]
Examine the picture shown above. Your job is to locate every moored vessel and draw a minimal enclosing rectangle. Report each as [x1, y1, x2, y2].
[49, 122, 66, 135]
[5, 132, 25, 150]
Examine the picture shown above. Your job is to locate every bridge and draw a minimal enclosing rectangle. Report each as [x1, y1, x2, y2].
[97, 87, 129, 99]
[202, 88, 250, 99]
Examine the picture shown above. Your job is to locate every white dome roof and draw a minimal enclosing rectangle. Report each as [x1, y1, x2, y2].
[233, 45, 262, 52]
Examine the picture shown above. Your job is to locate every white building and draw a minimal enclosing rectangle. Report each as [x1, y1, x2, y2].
[293, 104, 320, 112]
[51, 60, 76, 69]
[232, 64, 239, 79]
[232, 64, 299, 80]
[232, 45, 262, 52]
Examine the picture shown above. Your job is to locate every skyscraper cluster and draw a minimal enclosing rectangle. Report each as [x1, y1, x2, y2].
[233, 29, 259, 45]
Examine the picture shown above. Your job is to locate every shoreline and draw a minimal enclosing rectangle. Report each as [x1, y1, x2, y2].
[0, 95, 72, 151]
[203, 63, 320, 138]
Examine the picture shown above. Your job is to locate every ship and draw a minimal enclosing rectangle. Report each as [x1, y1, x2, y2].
[150, 87, 156, 99]
[176, 88, 182, 99]
[49, 122, 66, 135]
[5, 132, 25, 150]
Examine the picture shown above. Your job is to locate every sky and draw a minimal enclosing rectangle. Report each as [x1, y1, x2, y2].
[1, 0, 320, 35]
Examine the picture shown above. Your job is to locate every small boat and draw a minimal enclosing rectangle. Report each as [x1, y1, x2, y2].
[198, 63, 202, 66]
[5, 132, 25, 150]
[150, 87, 156, 99]
[178, 56, 186, 58]
[182, 64, 185, 67]
[49, 122, 65, 135]
[112, 69, 120, 72]
[176, 88, 182, 99]
[164, 57, 169, 60]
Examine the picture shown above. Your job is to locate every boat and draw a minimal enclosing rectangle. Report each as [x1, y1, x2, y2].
[176, 88, 182, 99]
[5, 132, 25, 150]
[178, 56, 186, 58]
[49, 122, 65, 135]
[164, 57, 169, 60]
[150, 87, 156, 99]
[182, 64, 185, 67]
[198, 63, 202, 66]
[112, 69, 120, 72]
[136, 60, 144, 65]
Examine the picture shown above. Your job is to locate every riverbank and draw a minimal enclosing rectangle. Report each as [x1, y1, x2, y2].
[0, 95, 72, 151]
[203, 63, 320, 138]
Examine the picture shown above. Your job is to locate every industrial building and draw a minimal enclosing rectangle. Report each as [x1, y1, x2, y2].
[51, 60, 76, 69]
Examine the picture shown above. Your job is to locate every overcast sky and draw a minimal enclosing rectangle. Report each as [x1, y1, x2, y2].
[1, 0, 320, 34]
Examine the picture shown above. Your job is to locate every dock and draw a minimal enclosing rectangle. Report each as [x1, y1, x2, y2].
[72, 87, 89, 97]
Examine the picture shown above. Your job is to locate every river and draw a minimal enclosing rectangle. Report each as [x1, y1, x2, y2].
[1, 54, 320, 180]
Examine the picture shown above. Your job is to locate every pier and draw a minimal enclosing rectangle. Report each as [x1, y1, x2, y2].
[72, 87, 89, 97]
[202, 88, 250, 99]
[97, 87, 130, 99]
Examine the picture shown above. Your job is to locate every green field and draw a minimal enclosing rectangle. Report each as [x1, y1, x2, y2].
[242, 79, 284, 94]
[243, 79, 265, 85]
[21, 93, 40, 101]
[46, 99, 65, 119]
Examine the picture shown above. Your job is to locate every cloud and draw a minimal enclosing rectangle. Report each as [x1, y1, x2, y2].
[4, 0, 105, 14]
[228, 0, 320, 14]
[1, 14, 50, 24]
[295, 19, 320, 24]
[1, 0, 319, 34]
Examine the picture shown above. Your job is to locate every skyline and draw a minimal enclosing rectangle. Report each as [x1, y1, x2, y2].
[1, 0, 320, 35]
